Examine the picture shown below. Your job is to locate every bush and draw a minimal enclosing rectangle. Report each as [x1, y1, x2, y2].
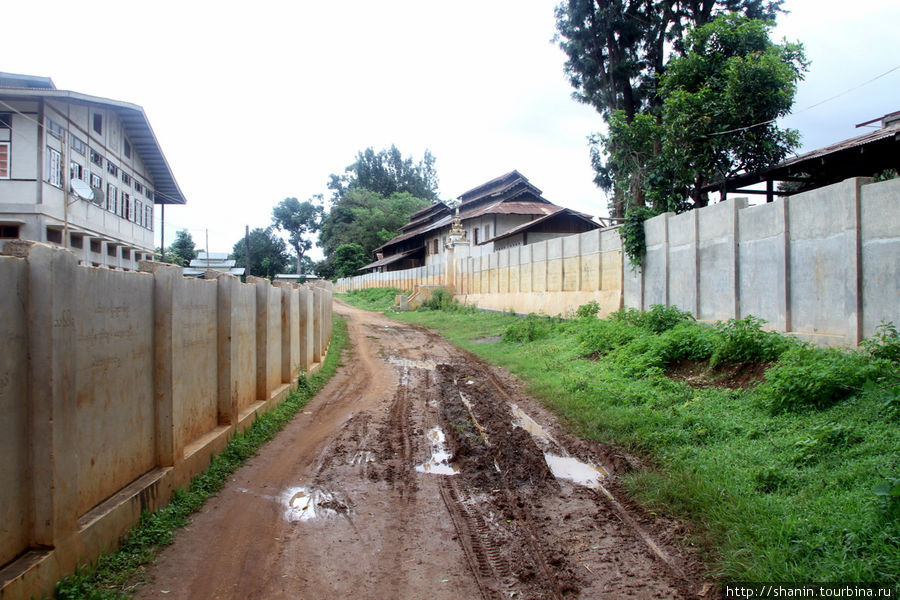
[709, 316, 795, 368]
[577, 318, 643, 357]
[575, 301, 601, 319]
[860, 321, 900, 365]
[418, 288, 463, 311]
[756, 345, 887, 413]
[609, 304, 694, 334]
[503, 313, 555, 343]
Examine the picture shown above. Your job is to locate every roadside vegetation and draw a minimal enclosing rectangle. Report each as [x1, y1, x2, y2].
[349, 291, 900, 584]
[53, 317, 349, 600]
[339, 287, 408, 312]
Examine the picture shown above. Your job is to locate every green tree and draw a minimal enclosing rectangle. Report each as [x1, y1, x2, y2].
[166, 229, 199, 267]
[327, 145, 439, 203]
[333, 243, 370, 278]
[271, 197, 323, 274]
[318, 189, 431, 258]
[231, 227, 291, 279]
[555, 0, 784, 217]
[657, 14, 806, 204]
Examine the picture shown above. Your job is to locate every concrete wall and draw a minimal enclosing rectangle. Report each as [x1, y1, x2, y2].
[629, 177, 900, 345]
[0, 242, 334, 600]
[335, 177, 898, 344]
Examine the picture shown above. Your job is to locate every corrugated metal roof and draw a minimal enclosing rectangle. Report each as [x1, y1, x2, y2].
[482, 207, 599, 245]
[360, 246, 423, 270]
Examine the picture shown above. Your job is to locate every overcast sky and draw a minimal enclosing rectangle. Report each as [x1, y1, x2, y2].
[4, 0, 898, 259]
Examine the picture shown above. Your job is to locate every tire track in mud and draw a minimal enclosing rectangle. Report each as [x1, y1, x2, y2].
[133, 302, 705, 600]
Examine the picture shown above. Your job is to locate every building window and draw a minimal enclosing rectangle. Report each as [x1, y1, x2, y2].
[107, 183, 117, 213]
[484, 225, 491, 240]
[71, 135, 86, 155]
[106, 244, 117, 258]
[123, 193, 132, 221]
[123, 137, 131, 159]
[473, 227, 479, 245]
[145, 189, 153, 202]
[45, 147, 62, 188]
[121, 248, 131, 260]
[0, 224, 19, 239]
[70, 233, 84, 249]
[90, 172, 102, 188]
[90, 239, 101, 253]
[145, 205, 153, 230]
[134, 181, 143, 194]
[92, 113, 102, 135]
[70, 161, 83, 182]
[135, 200, 143, 227]
[121, 172, 131, 186]
[46, 228, 62, 244]
[0, 142, 9, 179]
[90, 149, 103, 167]
[46, 117, 65, 139]
[106, 161, 118, 177]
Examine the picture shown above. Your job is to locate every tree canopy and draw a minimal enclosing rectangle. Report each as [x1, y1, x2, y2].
[231, 227, 291, 279]
[332, 243, 370, 278]
[555, 0, 794, 217]
[327, 145, 439, 203]
[271, 197, 323, 274]
[166, 229, 199, 267]
[318, 189, 431, 260]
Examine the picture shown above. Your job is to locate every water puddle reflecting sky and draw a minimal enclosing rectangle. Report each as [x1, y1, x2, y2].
[415, 426, 459, 476]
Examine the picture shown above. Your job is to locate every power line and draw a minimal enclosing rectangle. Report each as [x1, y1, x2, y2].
[707, 63, 900, 137]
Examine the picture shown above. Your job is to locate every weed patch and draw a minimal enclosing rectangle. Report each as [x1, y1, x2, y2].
[339, 287, 407, 312]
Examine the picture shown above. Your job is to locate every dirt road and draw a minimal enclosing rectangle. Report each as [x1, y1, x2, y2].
[134, 301, 704, 599]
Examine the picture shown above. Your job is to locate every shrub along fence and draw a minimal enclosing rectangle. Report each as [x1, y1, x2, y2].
[0, 241, 333, 600]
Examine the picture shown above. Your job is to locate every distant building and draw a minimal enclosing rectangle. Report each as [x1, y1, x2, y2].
[361, 171, 600, 273]
[183, 252, 245, 277]
[0, 71, 186, 269]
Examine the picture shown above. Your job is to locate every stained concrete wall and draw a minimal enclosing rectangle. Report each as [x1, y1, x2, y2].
[334, 178, 897, 344]
[0, 243, 333, 600]
[630, 177, 900, 345]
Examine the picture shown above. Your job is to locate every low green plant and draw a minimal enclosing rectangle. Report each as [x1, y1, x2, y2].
[873, 476, 900, 519]
[418, 288, 468, 312]
[609, 304, 694, 334]
[709, 316, 794, 368]
[756, 345, 888, 413]
[861, 321, 900, 365]
[341, 287, 407, 312]
[619, 205, 661, 270]
[575, 301, 601, 319]
[502, 313, 558, 343]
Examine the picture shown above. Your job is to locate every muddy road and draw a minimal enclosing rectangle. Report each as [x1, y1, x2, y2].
[134, 301, 705, 599]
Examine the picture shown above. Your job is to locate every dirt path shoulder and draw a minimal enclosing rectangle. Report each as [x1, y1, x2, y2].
[133, 301, 706, 599]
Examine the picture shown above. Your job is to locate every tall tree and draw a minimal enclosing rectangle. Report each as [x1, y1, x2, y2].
[332, 243, 370, 278]
[555, 0, 784, 217]
[318, 189, 431, 259]
[231, 227, 291, 279]
[657, 14, 806, 204]
[271, 197, 323, 274]
[327, 145, 439, 203]
[166, 229, 198, 267]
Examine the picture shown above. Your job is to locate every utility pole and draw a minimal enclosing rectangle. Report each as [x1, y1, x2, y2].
[244, 225, 251, 279]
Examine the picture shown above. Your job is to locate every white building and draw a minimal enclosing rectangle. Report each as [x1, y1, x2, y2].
[0, 72, 185, 269]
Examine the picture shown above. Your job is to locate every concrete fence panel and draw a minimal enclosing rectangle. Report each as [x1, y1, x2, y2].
[860, 178, 900, 338]
[0, 255, 30, 567]
[0, 242, 335, 600]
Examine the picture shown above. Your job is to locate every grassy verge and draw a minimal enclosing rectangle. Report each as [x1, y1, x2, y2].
[382, 294, 899, 584]
[53, 316, 349, 600]
[336, 287, 408, 312]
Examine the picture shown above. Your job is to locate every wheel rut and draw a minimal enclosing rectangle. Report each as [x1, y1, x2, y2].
[132, 300, 706, 600]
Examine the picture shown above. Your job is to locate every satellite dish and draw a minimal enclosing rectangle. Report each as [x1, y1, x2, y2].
[71, 178, 94, 201]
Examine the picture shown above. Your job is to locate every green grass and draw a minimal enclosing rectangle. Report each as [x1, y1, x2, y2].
[53, 316, 349, 600]
[385, 295, 900, 585]
[337, 287, 408, 312]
